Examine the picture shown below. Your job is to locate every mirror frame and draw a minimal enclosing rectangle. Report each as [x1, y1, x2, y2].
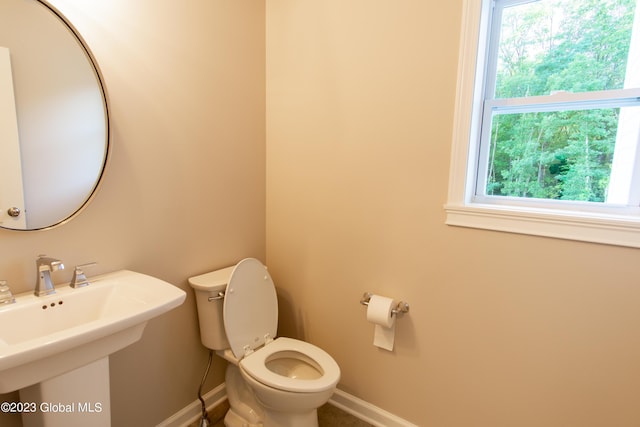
[1, 0, 110, 231]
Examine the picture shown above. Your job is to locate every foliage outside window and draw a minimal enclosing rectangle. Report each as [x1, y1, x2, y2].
[446, 0, 640, 247]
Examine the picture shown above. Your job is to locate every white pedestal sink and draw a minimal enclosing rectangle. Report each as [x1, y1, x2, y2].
[0, 270, 186, 426]
[20, 358, 111, 427]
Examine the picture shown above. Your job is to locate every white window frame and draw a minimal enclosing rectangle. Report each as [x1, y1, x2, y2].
[445, 0, 640, 248]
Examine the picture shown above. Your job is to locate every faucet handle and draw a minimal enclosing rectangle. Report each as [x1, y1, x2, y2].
[70, 262, 97, 289]
[0, 280, 16, 305]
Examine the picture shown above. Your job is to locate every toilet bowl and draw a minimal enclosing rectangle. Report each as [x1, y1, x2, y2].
[189, 258, 340, 427]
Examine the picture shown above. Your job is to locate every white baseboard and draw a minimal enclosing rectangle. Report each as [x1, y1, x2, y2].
[328, 389, 418, 427]
[156, 384, 417, 427]
[155, 383, 227, 427]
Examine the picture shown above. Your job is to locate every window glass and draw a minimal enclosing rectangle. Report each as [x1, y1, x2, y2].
[494, 0, 636, 99]
[485, 106, 640, 201]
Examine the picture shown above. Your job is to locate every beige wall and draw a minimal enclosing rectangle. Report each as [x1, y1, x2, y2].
[266, 1, 640, 426]
[4, 1, 640, 427]
[0, 1, 265, 426]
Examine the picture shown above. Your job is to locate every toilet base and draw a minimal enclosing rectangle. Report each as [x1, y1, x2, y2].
[224, 406, 319, 427]
[223, 364, 264, 426]
[224, 407, 262, 427]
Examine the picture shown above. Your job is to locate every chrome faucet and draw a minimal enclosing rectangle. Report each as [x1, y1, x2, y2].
[35, 255, 64, 296]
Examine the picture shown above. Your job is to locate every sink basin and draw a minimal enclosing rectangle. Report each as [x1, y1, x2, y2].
[0, 270, 186, 393]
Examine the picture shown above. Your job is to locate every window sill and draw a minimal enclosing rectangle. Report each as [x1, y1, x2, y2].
[444, 203, 640, 248]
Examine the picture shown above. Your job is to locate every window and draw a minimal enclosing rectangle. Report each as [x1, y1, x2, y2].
[446, 0, 640, 247]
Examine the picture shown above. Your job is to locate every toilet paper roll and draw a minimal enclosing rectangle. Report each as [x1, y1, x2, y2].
[366, 295, 396, 351]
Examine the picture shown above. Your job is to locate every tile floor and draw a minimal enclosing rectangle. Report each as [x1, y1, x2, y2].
[192, 400, 373, 426]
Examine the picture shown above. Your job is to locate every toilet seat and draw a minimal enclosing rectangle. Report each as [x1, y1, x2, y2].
[240, 337, 340, 393]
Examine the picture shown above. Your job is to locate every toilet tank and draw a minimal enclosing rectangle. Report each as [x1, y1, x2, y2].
[188, 265, 235, 350]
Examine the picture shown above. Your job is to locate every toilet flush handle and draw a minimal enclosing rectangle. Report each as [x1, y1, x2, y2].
[207, 291, 225, 302]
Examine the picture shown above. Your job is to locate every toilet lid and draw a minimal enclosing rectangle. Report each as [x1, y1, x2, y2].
[223, 258, 278, 359]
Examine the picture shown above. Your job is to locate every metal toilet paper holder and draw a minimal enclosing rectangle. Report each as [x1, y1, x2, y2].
[360, 292, 410, 317]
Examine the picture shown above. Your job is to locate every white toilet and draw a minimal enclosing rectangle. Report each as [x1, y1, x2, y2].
[189, 258, 340, 427]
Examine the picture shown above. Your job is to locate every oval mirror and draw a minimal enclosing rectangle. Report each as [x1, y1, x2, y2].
[0, 0, 109, 231]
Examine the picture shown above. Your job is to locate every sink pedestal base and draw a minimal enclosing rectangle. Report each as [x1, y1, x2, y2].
[20, 357, 111, 427]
